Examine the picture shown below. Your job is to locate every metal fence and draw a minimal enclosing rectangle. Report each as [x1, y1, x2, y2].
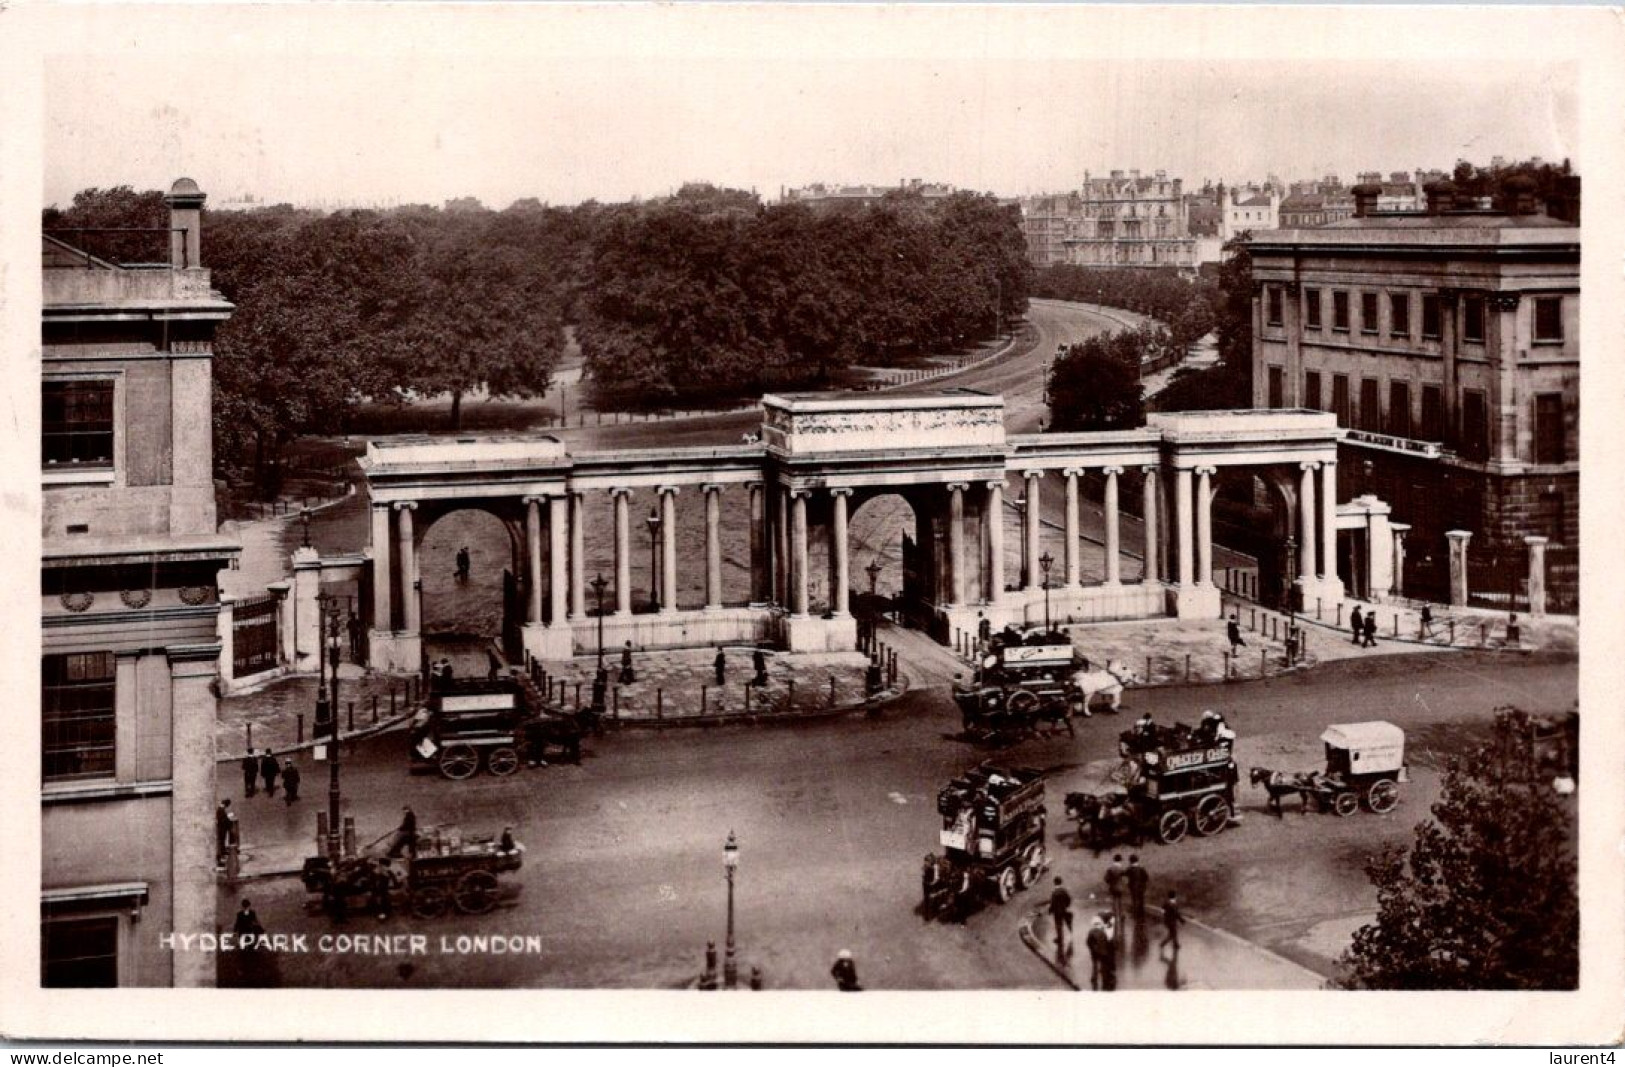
[232, 594, 279, 678]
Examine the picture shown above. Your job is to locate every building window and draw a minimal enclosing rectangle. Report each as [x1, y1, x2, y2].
[1462, 296, 1485, 343]
[1304, 288, 1321, 330]
[41, 915, 119, 987]
[1388, 381, 1412, 438]
[1534, 392, 1567, 463]
[1332, 291, 1350, 332]
[1332, 374, 1351, 425]
[1461, 389, 1489, 461]
[1390, 293, 1410, 338]
[1360, 292, 1379, 335]
[1359, 378, 1382, 432]
[1266, 287, 1283, 327]
[1421, 294, 1442, 340]
[1305, 371, 1322, 411]
[1267, 366, 1285, 409]
[1537, 491, 1567, 543]
[1534, 297, 1564, 343]
[1420, 384, 1443, 441]
[42, 380, 114, 469]
[42, 652, 116, 781]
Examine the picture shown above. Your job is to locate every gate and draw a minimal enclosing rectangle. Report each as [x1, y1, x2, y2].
[1545, 545, 1579, 614]
[233, 594, 279, 678]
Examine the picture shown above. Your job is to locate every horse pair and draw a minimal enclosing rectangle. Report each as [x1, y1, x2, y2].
[1247, 766, 1317, 816]
[1065, 790, 1145, 853]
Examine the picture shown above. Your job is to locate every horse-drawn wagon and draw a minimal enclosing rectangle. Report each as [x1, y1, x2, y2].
[922, 763, 1048, 920]
[300, 825, 525, 919]
[1250, 720, 1409, 817]
[409, 677, 592, 780]
[1064, 716, 1240, 849]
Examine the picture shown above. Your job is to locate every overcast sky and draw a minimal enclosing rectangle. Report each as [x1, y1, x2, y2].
[42, 16, 1578, 210]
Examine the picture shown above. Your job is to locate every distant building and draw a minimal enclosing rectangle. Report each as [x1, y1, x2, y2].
[1248, 181, 1578, 606]
[1219, 184, 1280, 241]
[1019, 169, 1198, 269]
[1279, 191, 1354, 228]
[41, 179, 238, 986]
[781, 178, 956, 211]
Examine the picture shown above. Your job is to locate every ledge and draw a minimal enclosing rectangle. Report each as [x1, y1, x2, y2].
[42, 779, 173, 805]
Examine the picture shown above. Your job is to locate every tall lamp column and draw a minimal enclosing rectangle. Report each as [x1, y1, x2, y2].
[723, 831, 740, 990]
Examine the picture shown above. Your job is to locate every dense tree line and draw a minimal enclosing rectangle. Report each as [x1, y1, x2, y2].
[1031, 264, 1216, 350]
[1044, 329, 1148, 432]
[46, 183, 1027, 492]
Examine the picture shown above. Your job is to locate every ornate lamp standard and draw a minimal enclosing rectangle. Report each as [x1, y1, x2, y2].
[723, 831, 740, 990]
[300, 507, 313, 549]
[645, 508, 662, 612]
[589, 573, 609, 669]
[314, 589, 343, 860]
[866, 558, 883, 598]
[1039, 551, 1054, 633]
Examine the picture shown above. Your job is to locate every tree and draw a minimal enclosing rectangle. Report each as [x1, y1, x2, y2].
[1151, 235, 1254, 413]
[1045, 332, 1144, 431]
[1337, 707, 1579, 990]
[43, 186, 168, 264]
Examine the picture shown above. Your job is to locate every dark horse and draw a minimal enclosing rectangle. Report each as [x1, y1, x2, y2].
[1248, 766, 1314, 816]
[1064, 791, 1145, 853]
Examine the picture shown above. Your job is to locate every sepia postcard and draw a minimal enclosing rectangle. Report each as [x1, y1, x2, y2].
[0, 1, 1621, 1046]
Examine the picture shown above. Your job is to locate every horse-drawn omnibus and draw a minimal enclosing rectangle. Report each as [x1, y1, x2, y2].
[409, 677, 589, 780]
[1065, 718, 1239, 848]
[923, 763, 1048, 920]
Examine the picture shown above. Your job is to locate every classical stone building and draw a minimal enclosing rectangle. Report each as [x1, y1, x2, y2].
[1248, 182, 1579, 606]
[40, 179, 238, 986]
[1020, 170, 1199, 269]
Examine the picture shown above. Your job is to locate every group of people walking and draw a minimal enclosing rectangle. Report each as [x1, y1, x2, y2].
[241, 748, 301, 803]
[1049, 854, 1185, 991]
[1349, 605, 1380, 648]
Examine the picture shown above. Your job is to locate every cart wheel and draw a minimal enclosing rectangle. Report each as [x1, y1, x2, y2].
[1157, 809, 1188, 844]
[1365, 779, 1399, 814]
[438, 744, 479, 780]
[995, 866, 1018, 903]
[411, 884, 449, 919]
[1193, 794, 1231, 837]
[1332, 791, 1359, 817]
[1007, 690, 1039, 714]
[486, 746, 521, 777]
[1017, 842, 1046, 889]
[455, 870, 500, 914]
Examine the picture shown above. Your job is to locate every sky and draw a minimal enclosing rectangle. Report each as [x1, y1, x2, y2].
[41, 12, 1579, 210]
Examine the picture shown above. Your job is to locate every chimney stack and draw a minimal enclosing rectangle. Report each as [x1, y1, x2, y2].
[1423, 180, 1456, 215]
[164, 178, 205, 269]
[1351, 183, 1381, 218]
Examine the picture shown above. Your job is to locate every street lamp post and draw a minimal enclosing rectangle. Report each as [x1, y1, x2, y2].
[723, 831, 740, 990]
[589, 573, 609, 669]
[300, 507, 312, 548]
[645, 508, 662, 612]
[314, 590, 343, 860]
[866, 559, 883, 598]
[1039, 551, 1054, 633]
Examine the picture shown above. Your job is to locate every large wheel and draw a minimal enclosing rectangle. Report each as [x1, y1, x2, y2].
[454, 870, 500, 915]
[1017, 842, 1047, 889]
[1006, 690, 1039, 715]
[1157, 809, 1189, 844]
[410, 883, 449, 919]
[1193, 794, 1231, 837]
[995, 866, 1018, 903]
[486, 746, 520, 777]
[1365, 779, 1400, 814]
[1332, 791, 1359, 818]
[438, 744, 479, 780]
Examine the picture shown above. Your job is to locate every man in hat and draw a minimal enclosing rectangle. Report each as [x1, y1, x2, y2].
[620, 642, 636, 685]
[1226, 613, 1246, 653]
[281, 758, 301, 804]
[1126, 854, 1149, 919]
[258, 748, 279, 797]
[241, 751, 258, 797]
[830, 949, 861, 991]
[714, 648, 727, 687]
[1350, 604, 1364, 645]
[1049, 876, 1074, 961]
[387, 806, 418, 858]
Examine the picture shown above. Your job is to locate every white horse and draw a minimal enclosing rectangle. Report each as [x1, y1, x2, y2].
[1068, 659, 1140, 716]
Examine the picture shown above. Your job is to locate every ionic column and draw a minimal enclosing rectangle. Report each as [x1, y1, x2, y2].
[1103, 467, 1123, 586]
[1174, 468, 1193, 587]
[946, 483, 967, 608]
[395, 502, 419, 632]
[1391, 524, 1411, 600]
[776, 487, 791, 608]
[747, 482, 767, 605]
[1023, 471, 1042, 591]
[1141, 466, 1160, 583]
[658, 486, 679, 614]
[831, 488, 852, 616]
[548, 495, 568, 625]
[1196, 466, 1215, 587]
[568, 492, 585, 619]
[790, 490, 809, 616]
[611, 488, 632, 616]
[1063, 468, 1082, 587]
[1320, 461, 1338, 580]
[370, 504, 393, 630]
[525, 496, 545, 625]
[1299, 462, 1318, 582]
[1446, 529, 1472, 607]
[985, 480, 1005, 602]
[704, 484, 723, 609]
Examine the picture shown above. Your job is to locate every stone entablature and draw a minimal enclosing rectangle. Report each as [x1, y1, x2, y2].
[762, 391, 1005, 456]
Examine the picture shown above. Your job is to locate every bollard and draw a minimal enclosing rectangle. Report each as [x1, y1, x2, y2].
[1316, 598, 1323, 621]
[657, 688, 664, 718]
[1336, 604, 1344, 626]
[745, 684, 752, 713]
[702, 685, 708, 714]
[1184, 654, 1191, 682]
[372, 695, 379, 723]
[246, 723, 253, 750]
[1225, 652, 1233, 680]
[1393, 614, 1399, 637]
[788, 679, 797, 711]
[1146, 655, 1153, 685]
[1250, 608, 1256, 630]
[828, 675, 836, 708]
[613, 686, 620, 718]
[575, 682, 582, 710]
[1480, 623, 1487, 647]
[297, 713, 304, 745]
[347, 701, 355, 732]
[316, 812, 330, 849]
[1261, 648, 1268, 677]
[390, 688, 398, 716]
[342, 816, 356, 858]
[750, 966, 764, 991]
[1449, 620, 1456, 644]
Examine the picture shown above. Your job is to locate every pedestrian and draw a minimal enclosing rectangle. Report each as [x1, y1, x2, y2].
[830, 949, 861, 991]
[921, 854, 940, 922]
[258, 748, 279, 797]
[977, 611, 991, 647]
[387, 806, 418, 858]
[233, 898, 262, 940]
[1161, 891, 1184, 955]
[1126, 854, 1149, 918]
[487, 648, 503, 680]
[1049, 877, 1074, 960]
[456, 546, 471, 581]
[1350, 605, 1364, 644]
[1085, 914, 1112, 991]
[1105, 854, 1127, 927]
[241, 752, 258, 797]
[1363, 610, 1378, 648]
[1226, 614, 1246, 652]
[281, 759, 301, 804]
[620, 642, 636, 685]
[347, 613, 362, 660]
[714, 648, 726, 687]
[1099, 912, 1119, 990]
[752, 647, 768, 687]
[370, 862, 393, 921]
[1506, 613, 1521, 648]
[1419, 604, 1434, 640]
[216, 800, 234, 864]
